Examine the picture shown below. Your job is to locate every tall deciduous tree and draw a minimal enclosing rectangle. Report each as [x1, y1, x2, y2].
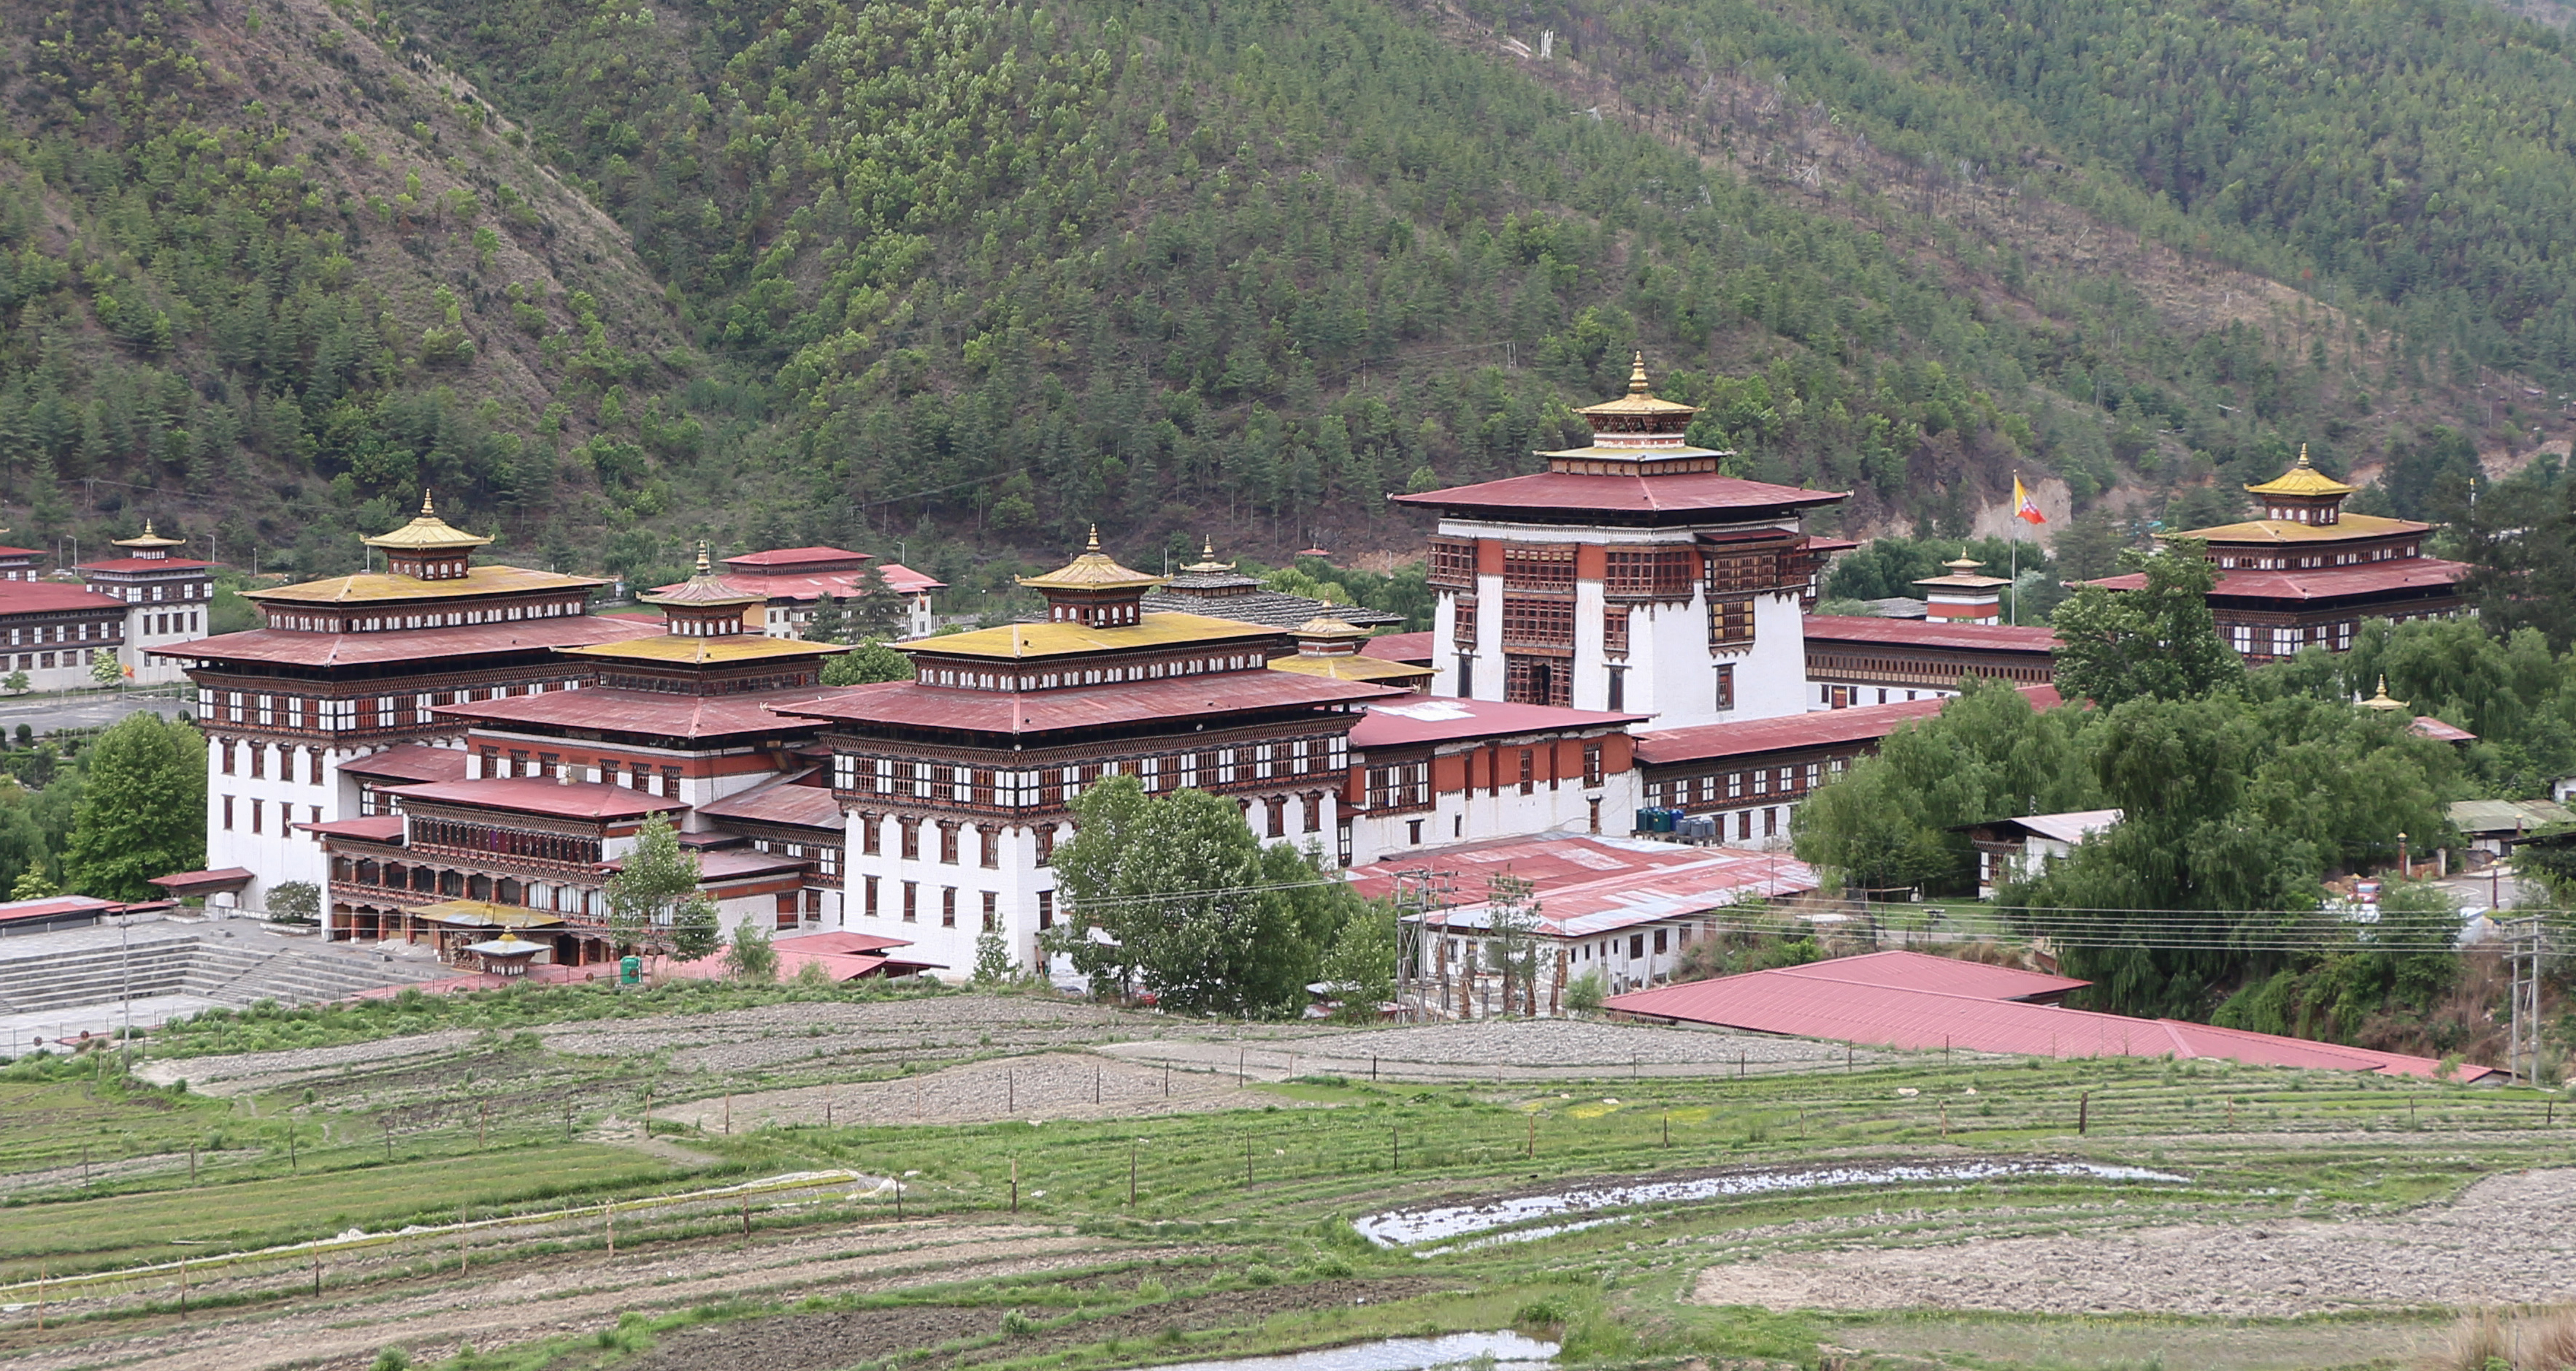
[1050, 775, 1354, 1017]
[63, 711, 204, 899]
[2049, 538, 2242, 709]
[821, 638, 914, 686]
[606, 812, 720, 958]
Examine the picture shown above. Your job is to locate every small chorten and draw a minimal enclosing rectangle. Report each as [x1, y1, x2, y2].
[1181, 538, 1235, 576]
[642, 542, 765, 637]
[1016, 527, 1167, 627]
[2358, 676, 2410, 711]
[1288, 616, 1371, 658]
[112, 520, 186, 560]
[1541, 352, 1727, 476]
[363, 491, 492, 581]
[1912, 551, 2013, 625]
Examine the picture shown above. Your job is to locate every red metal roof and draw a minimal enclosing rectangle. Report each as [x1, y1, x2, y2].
[1634, 687, 2061, 765]
[1360, 631, 1435, 665]
[395, 777, 688, 821]
[1348, 834, 1782, 901]
[0, 546, 42, 558]
[302, 816, 410, 842]
[776, 931, 916, 955]
[153, 616, 662, 668]
[1605, 963, 2491, 1079]
[77, 557, 215, 573]
[0, 895, 127, 924]
[774, 671, 1403, 736]
[1802, 616, 2061, 654]
[339, 744, 472, 784]
[1768, 949, 2088, 1001]
[147, 867, 256, 894]
[0, 582, 131, 614]
[1392, 471, 1847, 519]
[689, 847, 809, 881]
[1350, 696, 1642, 749]
[721, 546, 870, 568]
[2088, 559, 2469, 602]
[697, 773, 847, 830]
[441, 686, 837, 740]
[1349, 836, 1816, 936]
[2412, 715, 2477, 743]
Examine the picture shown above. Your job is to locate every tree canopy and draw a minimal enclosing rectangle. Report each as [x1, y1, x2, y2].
[2049, 538, 2242, 709]
[1049, 775, 1360, 1017]
[605, 812, 722, 959]
[62, 712, 204, 900]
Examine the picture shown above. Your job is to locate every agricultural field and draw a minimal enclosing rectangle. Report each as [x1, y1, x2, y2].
[0, 982, 2566, 1371]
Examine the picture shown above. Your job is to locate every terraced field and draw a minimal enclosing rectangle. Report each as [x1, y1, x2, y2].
[0, 984, 2561, 1371]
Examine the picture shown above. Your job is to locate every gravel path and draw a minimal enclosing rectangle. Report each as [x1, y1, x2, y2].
[1693, 1166, 2576, 1317]
[651, 1052, 1286, 1131]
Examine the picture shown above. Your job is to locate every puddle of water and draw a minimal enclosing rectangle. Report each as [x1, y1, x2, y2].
[1356, 1160, 2188, 1247]
[1137, 1332, 1558, 1371]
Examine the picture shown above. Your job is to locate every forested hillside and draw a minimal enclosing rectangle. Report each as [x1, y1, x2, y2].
[4, 0, 2570, 595]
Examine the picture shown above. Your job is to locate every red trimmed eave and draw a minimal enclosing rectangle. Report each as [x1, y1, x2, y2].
[1389, 471, 1849, 519]
[770, 672, 1408, 736]
[1801, 616, 2061, 654]
[1633, 684, 2061, 765]
[150, 616, 664, 668]
[2085, 559, 2470, 602]
[302, 816, 409, 844]
[721, 546, 872, 569]
[776, 930, 916, 956]
[394, 777, 690, 821]
[1348, 697, 1647, 749]
[437, 687, 838, 741]
[0, 582, 131, 614]
[76, 557, 216, 572]
[147, 866, 256, 895]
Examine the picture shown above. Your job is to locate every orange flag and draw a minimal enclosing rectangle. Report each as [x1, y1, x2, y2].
[2013, 474, 2047, 525]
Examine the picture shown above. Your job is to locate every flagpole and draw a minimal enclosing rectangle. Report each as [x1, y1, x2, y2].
[2009, 470, 2020, 626]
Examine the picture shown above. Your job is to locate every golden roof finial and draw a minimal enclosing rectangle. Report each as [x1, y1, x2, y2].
[1628, 350, 1650, 395]
[1086, 524, 1102, 554]
[1200, 535, 1215, 560]
[2359, 676, 2410, 711]
[422, 489, 436, 516]
[695, 540, 713, 576]
[2295, 444, 2310, 469]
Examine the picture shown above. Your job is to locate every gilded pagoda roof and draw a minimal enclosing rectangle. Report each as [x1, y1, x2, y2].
[1016, 528, 1168, 593]
[644, 543, 766, 608]
[245, 564, 605, 604]
[1179, 537, 1236, 575]
[1577, 353, 1698, 419]
[1269, 653, 1431, 684]
[556, 634, 842, 666]
[363, 492, 494, 551]
[2165, 512, 2428, 545]
[913, 612, 1276, 661]
[112, 520, 185, 551]
[2245, 447, 2357, 499]
[1289, 615, 1372, 643]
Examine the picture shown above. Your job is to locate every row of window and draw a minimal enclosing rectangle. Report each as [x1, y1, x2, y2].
[1808, 654, 2052, 688]
[2228, 620, 2361, 656]
[833, 740, 1348, 806]
[481, 747, 685, 795]
[1647, 758, 1847, 809]
[913, 652, 1270, 692]
[220, 740, 331, 782]
[410, 816, 605, 866]
[1823, 684, 1943, 708]
[101, 580, 207, 603]
[4, 619, 115, 646]
[204, 679, 581, 732]
[219, 795, 323, 834]
[746, 836, 842, 877]
[1429, 541, 1779, 600]
[271, 597, 585, 635]
[859, 875, 1020, 931]
[2216, 544, 2414, 570]
[141, 610, 197, 638]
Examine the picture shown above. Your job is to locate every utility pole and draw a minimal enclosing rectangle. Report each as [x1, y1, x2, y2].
[2509, 915, 2545, 1085]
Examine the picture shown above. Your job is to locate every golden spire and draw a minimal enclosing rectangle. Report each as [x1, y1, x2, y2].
[695, 540, 713, 576]
[1201, 535, 1216, 560]
[2295, 444, 2310, 469]
[422, 489, 437, 516]
[1628, 350, 1650, 394]
[2359, 676, 2410, 711]
[1086, 524, 1102, 554]
[143, 519, 155, 536]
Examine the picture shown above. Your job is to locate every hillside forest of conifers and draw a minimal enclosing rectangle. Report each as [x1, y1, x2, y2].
[4, 0, 2576, 603]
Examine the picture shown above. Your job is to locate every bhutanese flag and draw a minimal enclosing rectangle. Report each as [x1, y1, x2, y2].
[2013, 473, 2047, 525]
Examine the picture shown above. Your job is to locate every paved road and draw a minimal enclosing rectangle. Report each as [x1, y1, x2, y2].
[0, 690, 187, 738]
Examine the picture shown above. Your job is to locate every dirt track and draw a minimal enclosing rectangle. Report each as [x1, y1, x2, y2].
[651, 1051, 1287, 1131]
[1693, 1166, 2576, 1318]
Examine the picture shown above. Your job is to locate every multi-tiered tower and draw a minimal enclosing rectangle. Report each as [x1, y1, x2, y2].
[1392, 355, 1849, 727]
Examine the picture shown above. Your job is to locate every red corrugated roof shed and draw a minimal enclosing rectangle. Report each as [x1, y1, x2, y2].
[148, 867, 256, 895]
[1360, 631, 1435, 666]
[1634, 687, 2061, 765]
[1768, 949, 2088, 1002]
[1605, 960, 2491, 1080]
[2411, 716, 2477, 744]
